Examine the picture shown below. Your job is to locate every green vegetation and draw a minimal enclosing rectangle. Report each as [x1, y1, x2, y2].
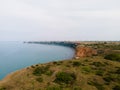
[91, 62, 105, 67]
[46, 86, 61, 90]
[73, 87, 82, 90]
[36, 77, 43, 83]
[53, 61, 58, 65]
[33, 66, 49, 76]
[103, 73, 120, 84]
[1, 56, 120, 90]
[88, 43, 120, 50]
[88, 81, 104, 90]
[72, 61, 81, 67]
[104, 53, 120, 61]
[0, 87, 6, 90]
[45, 70, 53, 76]
[113, 85, 120, 90]
[82, 66, 92, 73]
[54, 72, 76, 85]
[95, 70, 104, 76]
[115, 67, 120, 74]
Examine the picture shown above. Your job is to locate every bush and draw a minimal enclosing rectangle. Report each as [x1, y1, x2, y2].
[103, 74, 120, 83]
[31, 65, 35, 68]
[92, 62, 105, 67]
[95, 70, 104, 76]
[0, 87, 6, 90]
[88, 81, 104, 90]
[46, 86, 61, 90]
[54, 72, 76, 84]
[73, 62, 81, 67]
[104, 53, 120, 61]
[36, 77, 43, 83]
[45, 70, 53, 76]
[73, 87, 82, 90]
[115, 68, 120, 74]
[33, 66, 49, 76]
[113, 85, 120, 90]
[84, 59, 88, 62]
[53, 61, 58, 65]
[103, 76, 112, 82]
[82, 66, 92, 73]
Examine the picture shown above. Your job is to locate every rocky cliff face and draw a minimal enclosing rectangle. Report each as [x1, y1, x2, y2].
[75, 46, 97, 59]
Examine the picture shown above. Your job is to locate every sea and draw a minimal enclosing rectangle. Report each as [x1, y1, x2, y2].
[0, 41, 75, 80]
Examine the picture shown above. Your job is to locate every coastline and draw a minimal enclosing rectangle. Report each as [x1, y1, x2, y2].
[0, 41, 120, 90]
[0, 42, 77, 81]
[1, 41, 120, 81]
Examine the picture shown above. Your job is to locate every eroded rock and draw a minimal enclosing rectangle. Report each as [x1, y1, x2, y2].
[75, 46, 97, 59]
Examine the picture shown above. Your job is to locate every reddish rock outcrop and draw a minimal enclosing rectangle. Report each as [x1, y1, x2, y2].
[75, 46, 97, 59]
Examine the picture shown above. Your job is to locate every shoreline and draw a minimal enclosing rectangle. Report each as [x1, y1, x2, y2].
[0, 41, 120, 89]
[26, 41, 77, 49]
[0, 42, 76, 81]
[1, 41, 120, 80]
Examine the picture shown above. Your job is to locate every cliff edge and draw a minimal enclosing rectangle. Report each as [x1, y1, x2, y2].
[75, 46, 97, 59]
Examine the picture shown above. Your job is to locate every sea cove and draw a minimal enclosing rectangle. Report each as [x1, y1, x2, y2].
[0, 42, 75, 79]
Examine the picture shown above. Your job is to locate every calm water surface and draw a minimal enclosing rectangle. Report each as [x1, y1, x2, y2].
[0, 42, 75, 79]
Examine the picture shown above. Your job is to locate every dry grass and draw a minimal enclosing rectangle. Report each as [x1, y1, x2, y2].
[0, 56, 120, 90]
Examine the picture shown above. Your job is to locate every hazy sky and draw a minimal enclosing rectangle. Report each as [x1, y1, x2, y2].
[0, 0, 120, 41]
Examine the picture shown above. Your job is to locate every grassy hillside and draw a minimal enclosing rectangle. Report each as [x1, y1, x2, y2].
[0, 42, 120, 90]
[0, 56, 120, 90]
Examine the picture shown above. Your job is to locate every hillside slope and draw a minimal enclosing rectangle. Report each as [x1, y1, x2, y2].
[0, 56, 120, 90]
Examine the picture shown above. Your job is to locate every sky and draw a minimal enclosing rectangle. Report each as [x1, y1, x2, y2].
[0, 0, 120, 41]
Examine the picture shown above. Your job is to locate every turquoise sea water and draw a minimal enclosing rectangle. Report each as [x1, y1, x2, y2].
[0, 42, 75, 80]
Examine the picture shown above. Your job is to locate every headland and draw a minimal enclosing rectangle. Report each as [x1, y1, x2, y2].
[0, 41, 120, 90]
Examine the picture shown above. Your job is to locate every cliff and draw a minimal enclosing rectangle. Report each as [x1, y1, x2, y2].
[75, 46, 97, 59]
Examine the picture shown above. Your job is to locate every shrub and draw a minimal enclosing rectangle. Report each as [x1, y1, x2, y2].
[103, 74, 120, 83]
[59, 61, 63, 64]
[66, 64, 71, 67]
[73, 62, 81, 67]
[88, 81, 104, 90]
[54, 72, 76, 84]
[104, 53, 120, 61]
[73, 87, 82, 90]
[33, 67, 44, 76]
[36, 77, 43, 83]
[95, 70, 104, 76]
[82, 66, 92, 73]
[115, 68, 120, 74]
[35, 64, 39, 67]
[31, 65, 35, 68]
[33, 66, 49, 76]
[113, 85, 120, 90]
[53, 61, 58, 65]
[92, 62, 105, 67]
[0, 87, 6, 90]
[45, 70, 54, 76]
[103, 76, 112, 83]
[69, 61, 72, 63]
[46, 86, 61, 90]
[84, 59, 88, 62]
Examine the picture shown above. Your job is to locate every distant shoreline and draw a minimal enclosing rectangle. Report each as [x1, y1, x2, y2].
[26, 41, 77, 48]
[0, 42, 75, 80]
